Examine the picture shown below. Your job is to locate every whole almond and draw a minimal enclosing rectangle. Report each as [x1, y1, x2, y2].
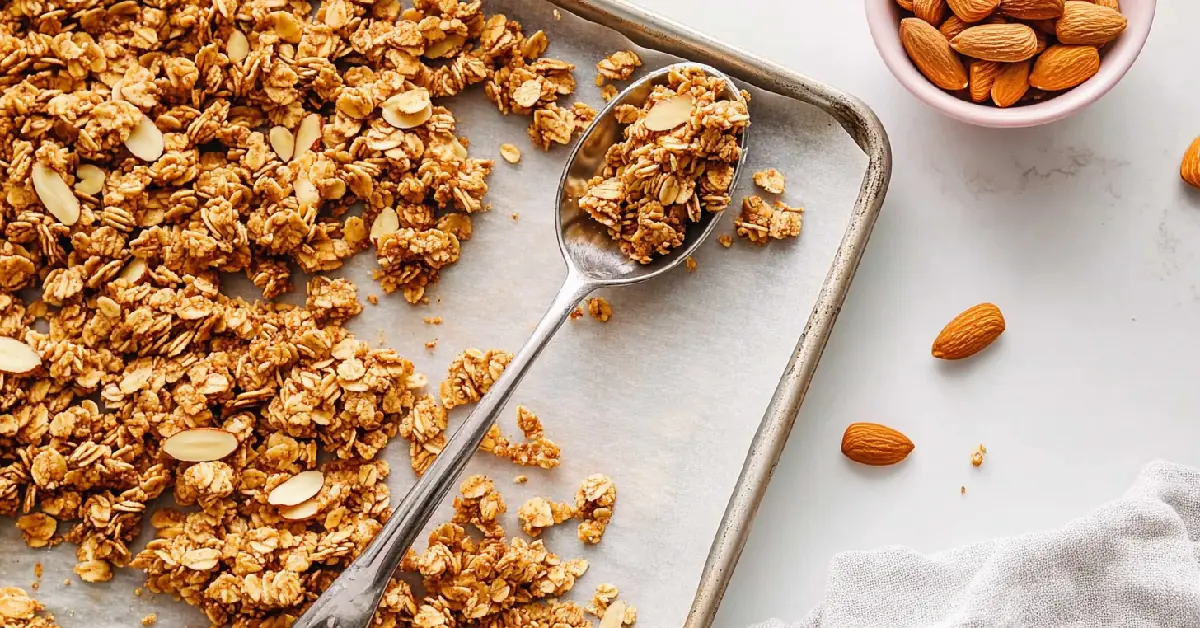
[1180, 138, 1200, 189]
[841, 423, 916, 466]
[1029, 44, 1100, 90]
[991, 59, 1032, 107]
[951, 24, 1040, 62]
[948, 0, 1000, 22]
[999, 0, 1064, 19]
[897, 0, 915, 9]
[914, 0, 948, 25]
[940, 15, 971, 39]
[932, 303, 1005, 359]
[965, 61, 999, 103]
[900, 18, 969, 91]
[1056, 1, 1127, 45]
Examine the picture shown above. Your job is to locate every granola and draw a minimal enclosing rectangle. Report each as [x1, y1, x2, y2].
[578, 68, 749, 262]
[752, 168, 787, 194]
[596, 50, 643, 84]
[438, 348, 514, 409]
[0, 588, 60, 628]
[517, 496, 575, 536]
[576, 474, 617, 544]
[587, 297, 614, 322]
[480, 405, 562, 469]
[734, 196, 804, 244]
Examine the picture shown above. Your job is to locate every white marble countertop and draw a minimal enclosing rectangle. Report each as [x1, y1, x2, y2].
[616, 0, 1200, 626]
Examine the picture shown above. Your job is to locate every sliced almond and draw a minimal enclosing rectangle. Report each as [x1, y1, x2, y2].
[388, 89, 431, 115]
[125, 115, 165, 162]
[451, 138, 468, 159]
[269, 126, 295, 162]
[226, 29, 249, 62]
[370, 207, 400, 242]
[293, 113, 322, 161]
[31, 163, 81, 226]
[643, 94, 694, 132]
[598, 601, 627, 628]
[272, 11, 303, 44]
[279, 498, 321, 520]
[73, 164, 105, 196]
[513, 80, 543, 108]
[499, 143, 521, 164]
[294, 178, 319, 207]
[0, 336, 41, 374]
[119, 257, 148, 282]
[424, 34, 464, 59]
[162, 428, 238, 462]
[382, 103, 432, 130]
[267, 470, 325, 506]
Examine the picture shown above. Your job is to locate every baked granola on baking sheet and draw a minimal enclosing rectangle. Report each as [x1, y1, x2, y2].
[0, 0, 869, 624]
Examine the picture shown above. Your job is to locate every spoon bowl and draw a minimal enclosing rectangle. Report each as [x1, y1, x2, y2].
[292, 63, 748, 628]
[557, 62, 748, 284]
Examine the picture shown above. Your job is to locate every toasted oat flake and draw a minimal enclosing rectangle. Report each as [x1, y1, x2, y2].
[124, 116, 165, 162]
[31, 163, 80, 226]
[0, 336, 41, 374]
[267, 471, 325, 506]
[587, 297, 613, 322]
[73, 165, 105, 196]
[161, 428, 238, 463]
[500, 143, 522, 163]
[753, 168, 787, 194]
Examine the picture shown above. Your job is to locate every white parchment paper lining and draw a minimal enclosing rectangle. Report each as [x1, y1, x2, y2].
[1, 0, 868, 625]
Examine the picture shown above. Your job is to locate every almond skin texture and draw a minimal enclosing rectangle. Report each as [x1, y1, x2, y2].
[914, 0, 948, 25]
[932, 303, 1006, 359]
[1056, 1, 1127, 45]
[999, 0, 1064, 19]
[969, 60, 1002, 103]
[948, 0, 1000, 22]
[940, 15, 971, 39]
[901, 18, 970, 91]
[951, 24, 1040, 62]
[841, 423, 916, 467]
[1093, 0, 1119, 9]
[1029, 44, 1100, 91]
[1181, 138, 1200, 189]
[991, 59, 1032, 107]
[897, 0, 915, 10]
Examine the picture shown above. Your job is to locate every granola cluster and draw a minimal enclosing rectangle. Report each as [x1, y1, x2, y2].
[0, 588, 60, 628]
[480, 405, 562, 469]
[578, 67, 749, 262]
[734, 196, 803, 244]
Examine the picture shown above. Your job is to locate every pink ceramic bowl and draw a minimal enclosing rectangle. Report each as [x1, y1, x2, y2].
[864, 0, 1155, 127]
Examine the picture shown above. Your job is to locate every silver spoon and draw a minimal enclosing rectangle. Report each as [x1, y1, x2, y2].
[293, 62, 748, 628]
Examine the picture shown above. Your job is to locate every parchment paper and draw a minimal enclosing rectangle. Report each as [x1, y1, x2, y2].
[1, 1, 869, 625]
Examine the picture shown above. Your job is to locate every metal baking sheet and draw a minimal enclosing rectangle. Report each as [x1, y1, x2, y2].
[1, 0, 890, 626]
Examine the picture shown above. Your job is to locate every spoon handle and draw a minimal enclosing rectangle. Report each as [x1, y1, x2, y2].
[292, 273, 595, 628]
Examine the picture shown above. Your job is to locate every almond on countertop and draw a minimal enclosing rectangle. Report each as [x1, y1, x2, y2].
[841, 423, 916, 466]
[931, 303, 1006, 360]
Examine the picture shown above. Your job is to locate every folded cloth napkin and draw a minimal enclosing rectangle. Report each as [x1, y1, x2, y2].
[753, 461, 1200, 628]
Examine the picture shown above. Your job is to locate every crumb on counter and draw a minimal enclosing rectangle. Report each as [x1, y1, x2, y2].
[685, 256, 698, 272]
[569, 306, 585, 321]
[752, 168, 787, 194]
[587, 297, 613, 322]
[515, 475, 529, 484]
[719, 235, 734, 248]
[601, 84, 620, 102]
[141, 614, 157, 626]
[500, 143, 522, 164]
[424, 316, 443, 325]
[425, 339, 438, 350]
[511, 213, 520, 221]
[367, 294, 379, 305]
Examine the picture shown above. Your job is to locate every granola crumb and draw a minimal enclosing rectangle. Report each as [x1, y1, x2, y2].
[367, 294, 379, 305]
[685, 256, 698, 272]
[578, 67, 748, 262]
[424, 316, 444, 325]
[515, 474, 529, 484]
[569, 306, 585, 320]
[961, 485, 967, 494]
[134, 588, 143, 597]
[512, 213, 521, 221]
[753, 168, 787, 194]
[587, 297, 613, 322]
[719, 234, 734, 248]
[576, 474, 617, 544]
[971, 443, 987, 467]
[426, 339, 439, 350]
[517, 496, 575, 536]
[601, 84, 620, 102]
[62, 580, 69, 587]
[34, 563, 43, 579]
[597, 50, 643, 83]
[735, 196, 804, 244]
[30, 582, 39, 591]
[586, 582, 620, 617]
[141, 614, 157, 626]
[439, 348, 514, 409]
[481, 406, 562, 469]
[500, 143, 523, 164]
[554, 8, 563, 19]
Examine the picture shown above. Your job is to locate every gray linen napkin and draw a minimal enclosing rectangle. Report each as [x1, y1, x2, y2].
[752, 461, 1200, 628]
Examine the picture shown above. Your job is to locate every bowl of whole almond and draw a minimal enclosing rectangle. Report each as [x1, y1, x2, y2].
[865, 0, 1154, 127]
